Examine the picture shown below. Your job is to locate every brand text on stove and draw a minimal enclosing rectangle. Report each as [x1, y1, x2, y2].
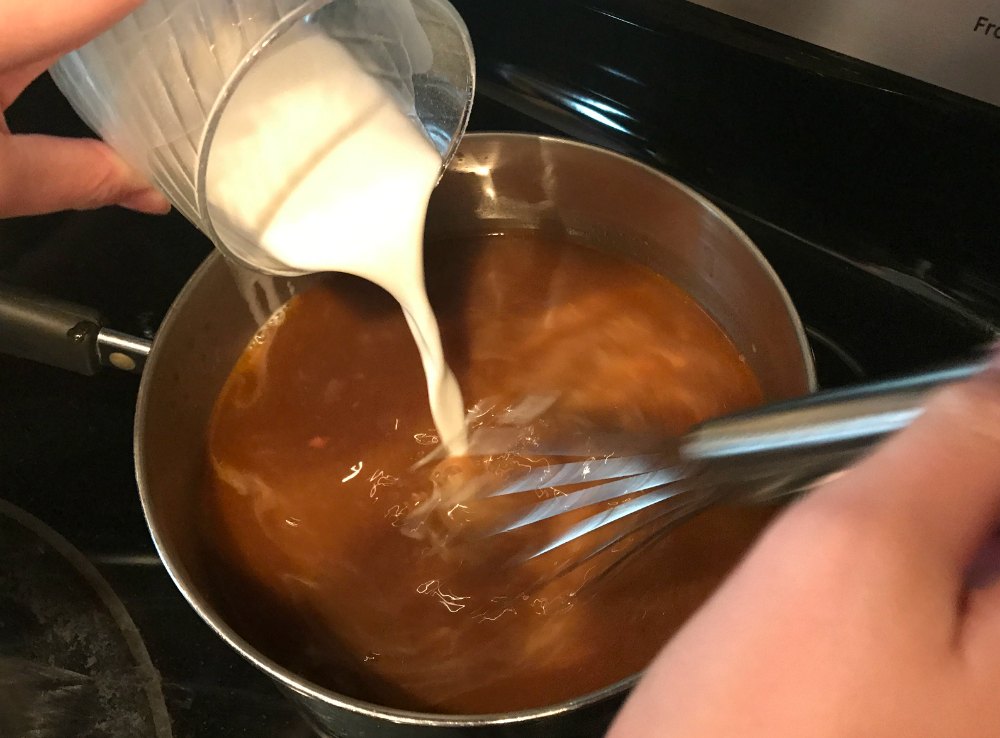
[974, 16, 1000, 38]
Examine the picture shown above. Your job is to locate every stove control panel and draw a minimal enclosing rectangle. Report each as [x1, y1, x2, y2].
[688, 0, 1000, 107]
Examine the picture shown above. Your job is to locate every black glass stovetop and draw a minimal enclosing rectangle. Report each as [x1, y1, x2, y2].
[1, 1, 997, 735]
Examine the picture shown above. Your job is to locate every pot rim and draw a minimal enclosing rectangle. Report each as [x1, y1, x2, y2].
[135, 131, 816, 728]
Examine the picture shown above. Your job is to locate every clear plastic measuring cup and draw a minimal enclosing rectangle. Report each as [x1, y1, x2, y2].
[50, 0, 475, 275]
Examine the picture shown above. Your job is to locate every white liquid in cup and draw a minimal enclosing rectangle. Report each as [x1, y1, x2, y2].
[205, 23, 467, 453]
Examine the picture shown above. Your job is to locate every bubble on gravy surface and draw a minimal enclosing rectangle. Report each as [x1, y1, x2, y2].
[202, 231, 772, 714]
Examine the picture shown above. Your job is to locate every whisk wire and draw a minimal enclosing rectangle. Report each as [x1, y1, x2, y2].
[488, 466, 684, 535]
[485, 453, 671, 497]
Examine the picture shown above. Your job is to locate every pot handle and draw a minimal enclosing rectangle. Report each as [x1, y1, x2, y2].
[0, 283, 150, 375]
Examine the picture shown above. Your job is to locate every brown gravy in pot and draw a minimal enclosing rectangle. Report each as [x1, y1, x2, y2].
[202, 231, 770, 714]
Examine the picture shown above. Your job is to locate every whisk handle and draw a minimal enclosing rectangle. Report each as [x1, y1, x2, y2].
[682, 359, 990, 462]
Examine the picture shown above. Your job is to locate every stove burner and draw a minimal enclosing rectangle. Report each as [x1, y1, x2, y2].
[0, 499, 172, 738]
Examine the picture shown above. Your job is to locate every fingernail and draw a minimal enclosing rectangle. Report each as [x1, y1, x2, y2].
[120, 188, 171, 215]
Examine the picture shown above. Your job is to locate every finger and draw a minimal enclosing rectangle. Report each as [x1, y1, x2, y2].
[810, 353, 1000, 579]
[0, 0, 143, 72]
[0, 133, 170, 217]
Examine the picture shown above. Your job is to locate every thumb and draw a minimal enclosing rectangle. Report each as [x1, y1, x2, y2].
[811, 352, 1000, 584]
[0, 0, 144, 72]
[0, 133, 170, 217]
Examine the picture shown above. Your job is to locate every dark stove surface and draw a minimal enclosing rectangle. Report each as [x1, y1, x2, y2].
[1, 2, 997, 735]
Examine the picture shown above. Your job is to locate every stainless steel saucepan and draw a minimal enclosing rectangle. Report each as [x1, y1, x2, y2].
[0, 133, 815, 737]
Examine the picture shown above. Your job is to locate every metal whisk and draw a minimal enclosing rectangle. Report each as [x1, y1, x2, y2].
[459, 358, 988, 588]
